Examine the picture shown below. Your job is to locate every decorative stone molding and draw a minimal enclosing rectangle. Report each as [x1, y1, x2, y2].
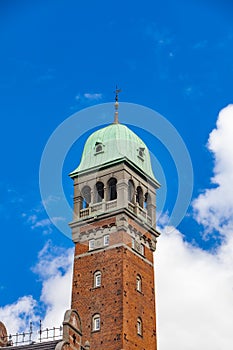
[62, 309, 85, 350]
[0, 322, 7, 347]
[116, 214, 128, 231]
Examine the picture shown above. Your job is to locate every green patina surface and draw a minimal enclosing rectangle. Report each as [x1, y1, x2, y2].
[70, 123, 158, 182]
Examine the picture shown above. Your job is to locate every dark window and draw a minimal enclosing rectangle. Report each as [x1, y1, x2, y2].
[138, 147, 145, 159]
[96, 144, 102, 153]
[81, 186, 91, 208]
[144, 192, 149, 209]
[128, 180, 135, 203]
[136, 186, 143, 208]
[108, 178, 117, 201]
[95, 142, 103, 154]
[95, 182, 104, 203]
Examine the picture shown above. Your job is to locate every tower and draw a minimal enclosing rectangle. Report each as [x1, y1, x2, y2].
[69, 100, 160, 349]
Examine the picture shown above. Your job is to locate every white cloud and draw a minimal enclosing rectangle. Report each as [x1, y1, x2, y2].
[193, 104, 233, 236]
[75, 92, 103, 102]
[22, 200, 66, 235]
[71, 92, 103, 110]
[27, 215, 65, 234]
[32, 241, 73, 328]
[0, 296, 38, 334]
[156, 226, 233, 350]
[156, 105, 233, 349]
[0, 241, 73, 336]
[83, 93, 102, 100]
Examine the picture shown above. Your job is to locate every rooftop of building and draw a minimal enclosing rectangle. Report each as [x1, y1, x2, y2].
[70, 97, 159, 185]
[1, 340, 61, 350]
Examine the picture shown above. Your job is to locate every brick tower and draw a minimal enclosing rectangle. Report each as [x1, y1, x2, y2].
[69, 99, 160, 349]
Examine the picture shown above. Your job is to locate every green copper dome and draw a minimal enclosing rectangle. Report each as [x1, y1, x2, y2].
[70, 123, 158, 183]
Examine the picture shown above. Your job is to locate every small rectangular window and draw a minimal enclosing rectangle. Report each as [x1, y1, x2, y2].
[132, 239, 135, 249]
[89, 239, 95, 250]
[140, 244, 145, 256]
[96, 274, 101, 287]
[93, 315, 101, 331]
[132, 239, 145, 256]
[136, 275, 142, 292]
[137, 318, 142, 336]
[104, 235, 109, 246]
[95, 317, 100, 330]
[94, 271, 101, 288]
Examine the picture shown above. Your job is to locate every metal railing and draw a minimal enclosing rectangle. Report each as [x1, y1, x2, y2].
[2, 321, 62, 347]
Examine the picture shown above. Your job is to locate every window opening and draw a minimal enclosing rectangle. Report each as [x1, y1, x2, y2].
[94, 271, 101, 288]
[104, 235, 109, 246]
[137, 318, 142, 336]
[132, 238, 135, 250]
[144, 192, 148, 209]
[81, 186, 91, 209]
[95, 142, 104, 154]
[140, 244, 145, 256]
[136, 275, 142, 292]
[92, 314, 101, 331]
[136, 186, 143, 208]
[89, 239, 95, 250]
[138, 147, 145, 159]
[128, 180, 135, 203]
[96, 182, 104, 203]
[108, 178, 117, 201]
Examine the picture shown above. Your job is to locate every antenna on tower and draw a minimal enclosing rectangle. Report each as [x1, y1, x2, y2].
[113, 85, 121, 123]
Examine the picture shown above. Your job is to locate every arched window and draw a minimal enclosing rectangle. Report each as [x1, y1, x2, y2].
[92, 314, 101, 331]
[128, 180, 135, 203]
[96, 144, 102, 152]
[94, 271, 101, 288]
[136, 186, 143, 208]
[81, 186, 91, 208]
[137, 317, 143, 336]
[138, 147, 145, 159]
[108, 178, 117, 201]
[95, 141, 104, 154]
[144, 192, 148, 209]
[95, 182, 104, 203]
[136, 274, 142, 292]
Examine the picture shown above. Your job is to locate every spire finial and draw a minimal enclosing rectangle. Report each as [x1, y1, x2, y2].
[113, 85, 121, 123]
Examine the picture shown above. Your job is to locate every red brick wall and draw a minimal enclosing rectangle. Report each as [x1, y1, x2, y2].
[71, 217, 157, 350]
[122, 248, 157, 350]
[72, 247, 124, 349]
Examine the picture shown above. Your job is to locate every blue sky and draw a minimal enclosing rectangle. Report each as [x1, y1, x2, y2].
[1, 1, 233, 348]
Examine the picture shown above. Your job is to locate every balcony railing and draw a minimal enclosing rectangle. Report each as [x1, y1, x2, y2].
[79, 199, 117, 219]
[2, 321, 62, 347]
[79, 200, 152, 226]
[106, 199, 117, 210]
[128, 202, 152, 225]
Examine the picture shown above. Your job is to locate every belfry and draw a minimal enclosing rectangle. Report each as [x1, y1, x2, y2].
[69, 96, 160, 349]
